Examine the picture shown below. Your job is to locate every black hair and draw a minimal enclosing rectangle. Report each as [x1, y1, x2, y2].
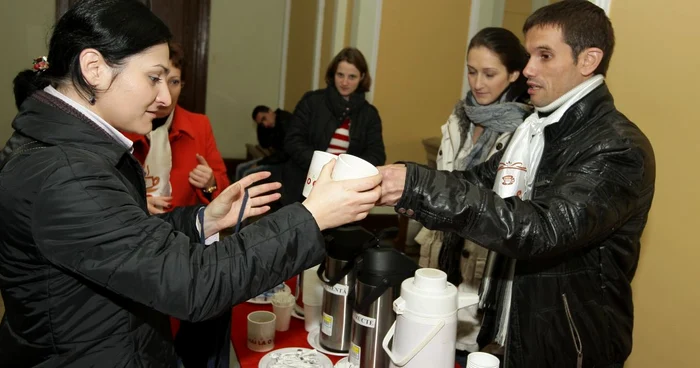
[13, 0, 172, 109]
[251, 105, 270, 121]
[468, 27, 529, 102]
[524, 0, 615, 76]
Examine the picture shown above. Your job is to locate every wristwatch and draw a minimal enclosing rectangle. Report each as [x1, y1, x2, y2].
[202, 184, 217, 194]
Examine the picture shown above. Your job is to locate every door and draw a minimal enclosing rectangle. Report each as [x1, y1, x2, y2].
[55, 0, 211, 114]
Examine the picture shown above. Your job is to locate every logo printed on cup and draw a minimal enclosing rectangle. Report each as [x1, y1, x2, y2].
[302, 151, 338, 198]
[247, 337, 274, 346]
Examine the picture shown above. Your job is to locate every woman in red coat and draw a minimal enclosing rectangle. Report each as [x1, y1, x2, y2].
[125, 43, 229, 214]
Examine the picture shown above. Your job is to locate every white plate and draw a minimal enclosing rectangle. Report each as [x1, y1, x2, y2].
[247, 284, 291, 305]
[334, 357, 350, 368]
[258, 347, 333, 368]
[307, 329, 349, 357]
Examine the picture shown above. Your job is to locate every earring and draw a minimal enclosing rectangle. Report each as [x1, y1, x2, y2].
[89, 95, 96, 105]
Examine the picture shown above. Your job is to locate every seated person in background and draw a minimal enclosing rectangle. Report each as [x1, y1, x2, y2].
[235, 105, 292, 181]
[412, 27, 532, 364]
[122, 42, 232, 366]
[125, 42, 229, 215]
[282, 47, 386, 204]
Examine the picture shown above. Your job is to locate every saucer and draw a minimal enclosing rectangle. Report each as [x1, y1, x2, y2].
[334, 357, 351, 368]
[291, 307, 305, 320]
[247, 284, 291, 304]
[258, 347, 333, 368]
[307, 329, 349, 357]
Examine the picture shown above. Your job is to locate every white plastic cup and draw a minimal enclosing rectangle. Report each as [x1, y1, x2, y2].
[466, 352, 500, 368]
[247, 311, 276, 352]
[271, 290, 295, 332]
[331, 154, 379, 181]
[303, 303, 323, 332]
[302, 151, 338, 197]
[272, 304, 293, 332]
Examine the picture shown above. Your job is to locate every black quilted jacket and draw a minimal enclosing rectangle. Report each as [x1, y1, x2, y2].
[0, 91, 325, 367]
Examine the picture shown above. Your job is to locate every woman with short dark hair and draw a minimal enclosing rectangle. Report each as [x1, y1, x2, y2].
[0, 1, 382, 366]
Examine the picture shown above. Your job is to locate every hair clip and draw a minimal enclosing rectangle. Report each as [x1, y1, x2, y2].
[32, 56, 49, 73]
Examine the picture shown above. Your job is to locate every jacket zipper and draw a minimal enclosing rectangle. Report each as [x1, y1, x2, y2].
[562, 293, 583, 368]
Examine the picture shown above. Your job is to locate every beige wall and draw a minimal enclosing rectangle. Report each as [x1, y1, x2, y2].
[206, 0, 287, 158]
[502, 0, 531, 42]
[606, 1, 700, 366]
[284, 1, 318, 112]
[373, 0, 472, 164]
[318, 0, 336, 90]
[0, 1, 55, 145]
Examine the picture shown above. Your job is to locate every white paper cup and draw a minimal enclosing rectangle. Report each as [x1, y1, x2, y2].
[466, 352, 500, 368]
[247, 311, 276, 352]
[303, 303, 322, 332]
[332, 154, 379, 181]
[302, 151, 339, 197]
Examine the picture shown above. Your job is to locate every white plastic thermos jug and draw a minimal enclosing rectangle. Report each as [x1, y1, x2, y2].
[382, 268, 480, 368]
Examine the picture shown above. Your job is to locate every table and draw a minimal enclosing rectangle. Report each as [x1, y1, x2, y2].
[231, 277, 461, 368]
[231, 277, 344, 368]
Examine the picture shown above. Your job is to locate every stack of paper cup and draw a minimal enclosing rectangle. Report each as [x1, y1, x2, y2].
[302, 265, 324, 332]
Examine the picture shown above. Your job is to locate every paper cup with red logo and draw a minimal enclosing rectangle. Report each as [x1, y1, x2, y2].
[302, 151, 338, 197]
[332, 154, 379, 181]
[247, 311, 276, 352]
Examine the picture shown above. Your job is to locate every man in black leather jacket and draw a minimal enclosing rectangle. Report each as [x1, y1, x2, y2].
[378, 2, 655, 367]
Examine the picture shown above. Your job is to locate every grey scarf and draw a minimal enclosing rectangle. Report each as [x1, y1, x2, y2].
[438, 92, 531, 288]
[453, 92, 532, 170]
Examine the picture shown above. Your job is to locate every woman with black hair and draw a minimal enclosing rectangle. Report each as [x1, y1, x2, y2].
[0, 1, 381, 366]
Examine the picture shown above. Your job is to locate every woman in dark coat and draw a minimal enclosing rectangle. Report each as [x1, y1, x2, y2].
[282, 47, 386, 204]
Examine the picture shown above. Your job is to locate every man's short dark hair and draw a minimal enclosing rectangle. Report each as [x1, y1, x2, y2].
[524, 0, 615, 76]
[251, 105, 270, 121]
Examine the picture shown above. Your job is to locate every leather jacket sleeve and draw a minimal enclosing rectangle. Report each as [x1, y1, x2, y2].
[396, 139, 653, 261]
[33, 159, 325, 322]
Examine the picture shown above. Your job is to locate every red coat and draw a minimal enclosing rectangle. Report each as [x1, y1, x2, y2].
[125, 105, 230, 209]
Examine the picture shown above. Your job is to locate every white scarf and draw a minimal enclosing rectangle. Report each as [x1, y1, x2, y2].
[484, 75, 605, 345]
[143, 110, 174, 197]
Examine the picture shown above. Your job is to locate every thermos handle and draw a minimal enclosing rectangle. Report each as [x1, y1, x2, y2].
[381, 318, 445, 367]
[317, 257, 356, 286]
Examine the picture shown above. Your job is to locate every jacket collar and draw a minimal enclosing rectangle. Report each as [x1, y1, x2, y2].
[168, 105, 196, 140]
[324, 85, 367, 121]
[13, 91, 130, 166]
[128, 105, 195, 149]
[544, 83, 616, 144]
